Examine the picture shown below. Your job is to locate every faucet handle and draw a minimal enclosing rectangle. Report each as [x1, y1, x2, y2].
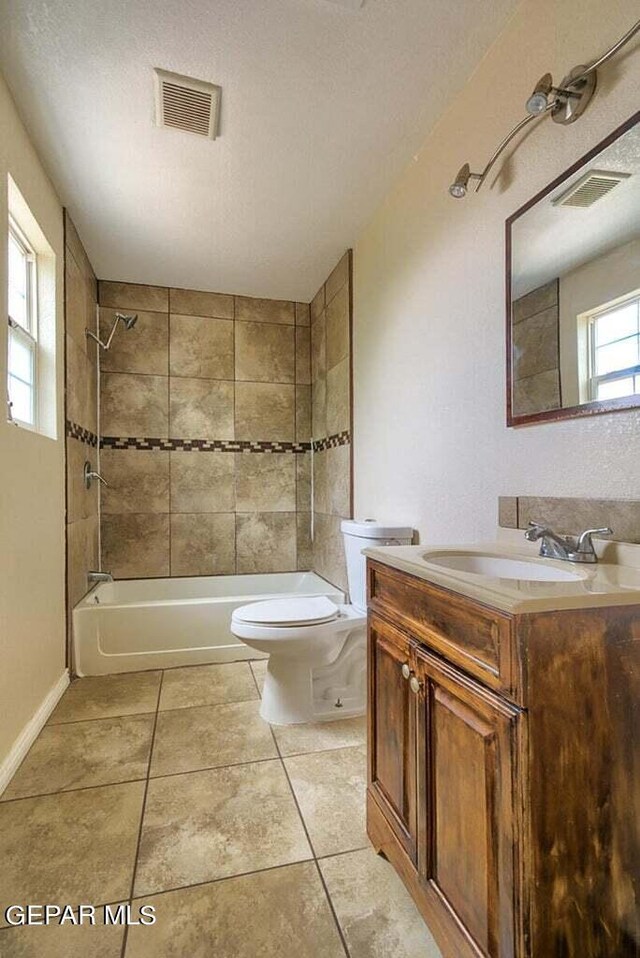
[575, 527, 613, 553]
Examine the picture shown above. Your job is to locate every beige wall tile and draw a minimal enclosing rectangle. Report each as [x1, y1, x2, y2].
[296, 453, 311, 512]
[169, 314, 234, 380]
[313, 449, 327, 514]
[312, 513, 348, 593]
[65, 213, 95, 286]
[311, 311, 326, 384]
[235, 452, 296, 512]
[295, 302, 311, 326]
[512, 278, 558, 324]
[99, 308, 168, 376]
[235, 322, 295, 383]
[101, 449, 170, 514]
[498, 496, 518, 529]
[512, 369, 560, 417]
[326, 357, 350, 436]
[66, 334, 95, 432]
[65, 244, 92, 349]
[169, 288, 234, 319]
[326, 443, 351, 517]
[325, 252, 349, 306]
[296, 384, 311, 442]
[236, 513, 297, 573]
[102, 514, 170, 578]
[325, 283, 350, 371]
[101, 372, 168, 438]
[310, 285, 325, 323]
[170, 452, 235, 513]
[99, 281, 168, 313]
[516, 496, 640, 542]
[296, 327, 311, 384]
[512, 306, 559, 381]
[235, 296, 295, 325]
[312, 379, 326, 441]
[66, 436, 98, 524]
[169, 378, 234, 440]
[297, 513, 312, 570]
[235, 382, 295, 441]
[67, 514, 99, 609]
[170, 513, 236, 575]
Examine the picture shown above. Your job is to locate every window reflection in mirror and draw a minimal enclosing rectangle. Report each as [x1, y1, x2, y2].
[507, 112, 640, 425]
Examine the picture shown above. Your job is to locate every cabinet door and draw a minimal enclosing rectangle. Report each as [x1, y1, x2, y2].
[414, 645, 520, 958]
[368, 614, 418, 864]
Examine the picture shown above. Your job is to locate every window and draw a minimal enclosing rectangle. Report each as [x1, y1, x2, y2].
[7, 217, 38, 427]
[587, 293, 640, 402]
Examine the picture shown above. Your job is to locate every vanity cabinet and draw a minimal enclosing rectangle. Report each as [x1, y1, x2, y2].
[367, 559, 640, 958]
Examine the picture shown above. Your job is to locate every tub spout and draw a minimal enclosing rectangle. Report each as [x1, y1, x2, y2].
[88, 570, 113, 585]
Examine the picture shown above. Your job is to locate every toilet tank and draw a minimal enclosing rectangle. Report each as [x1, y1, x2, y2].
[341, 520, 413, 614]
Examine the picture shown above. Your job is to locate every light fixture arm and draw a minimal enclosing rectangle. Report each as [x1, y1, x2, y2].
[473, 108, 551, 192]
[571, 17, 640, 85]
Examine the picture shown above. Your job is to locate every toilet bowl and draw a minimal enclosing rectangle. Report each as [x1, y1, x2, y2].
[230, 520, 413, 725]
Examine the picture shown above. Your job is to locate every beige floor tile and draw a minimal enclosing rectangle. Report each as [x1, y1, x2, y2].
[0, 909, 125, 957]
[150, 700, 277, 776]
[284, 745, 367, 857]
[320, 847, 442, 957]
[0, 782, 145, 928]
[2, 715, 154, 800]
[272, 714, 366, 756]
[48, 672, 161, 724]
[134, 761, 311, 896]
[126, 862, 343, 957]
[158, 662, 258, 711]
[250, 658, 267, 693]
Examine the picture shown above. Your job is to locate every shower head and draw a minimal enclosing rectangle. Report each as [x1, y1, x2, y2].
[86, 312, 139, 350]
[117, 313, 138, 330]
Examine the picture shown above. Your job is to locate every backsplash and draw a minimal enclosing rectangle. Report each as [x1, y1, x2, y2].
[98, 282, 313, 578]
[499, 496, 640, 543]
[310, 252, 353, 592]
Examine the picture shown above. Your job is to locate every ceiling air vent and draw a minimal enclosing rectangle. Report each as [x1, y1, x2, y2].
[553, 169, 631, 208]
[154, 68, 221, 139]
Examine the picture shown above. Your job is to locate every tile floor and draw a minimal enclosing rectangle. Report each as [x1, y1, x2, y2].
[0, 660, 442, 957]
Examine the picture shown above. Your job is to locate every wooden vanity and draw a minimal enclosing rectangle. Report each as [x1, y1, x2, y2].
[366, 557, 640, 958]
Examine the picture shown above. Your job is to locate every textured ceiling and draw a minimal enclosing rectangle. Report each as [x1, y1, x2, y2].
[0, 0, 517, 300]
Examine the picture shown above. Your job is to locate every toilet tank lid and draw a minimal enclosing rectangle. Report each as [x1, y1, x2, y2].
[341, 519, 413, 540]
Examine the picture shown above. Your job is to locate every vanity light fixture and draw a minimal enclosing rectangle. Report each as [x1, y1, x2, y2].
[448, 16, 640, 198]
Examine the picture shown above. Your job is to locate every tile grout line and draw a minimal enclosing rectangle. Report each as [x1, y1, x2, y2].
[120, 670, 165, 958]
[250, 667, 351, 958]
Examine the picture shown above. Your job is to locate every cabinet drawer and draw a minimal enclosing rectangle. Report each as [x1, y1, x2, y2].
[367, 560, 517, 700]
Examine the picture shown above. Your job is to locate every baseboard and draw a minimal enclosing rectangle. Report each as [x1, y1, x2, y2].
[0, 669, 70, 796]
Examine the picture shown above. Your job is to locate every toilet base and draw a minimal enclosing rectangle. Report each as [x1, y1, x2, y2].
[260, 627, 366, 726]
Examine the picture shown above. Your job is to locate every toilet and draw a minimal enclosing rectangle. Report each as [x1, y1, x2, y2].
[231, 520, 413, 724]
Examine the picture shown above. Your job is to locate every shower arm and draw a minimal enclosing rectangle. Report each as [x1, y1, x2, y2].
[86, 317, 121, 351]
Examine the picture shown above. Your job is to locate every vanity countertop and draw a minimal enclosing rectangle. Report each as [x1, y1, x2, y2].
[363, 531, 640, 614]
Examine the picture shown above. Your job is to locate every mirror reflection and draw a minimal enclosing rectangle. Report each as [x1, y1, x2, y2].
[508, 115, 640, 423]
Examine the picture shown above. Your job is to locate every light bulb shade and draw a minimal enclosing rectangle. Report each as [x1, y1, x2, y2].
[449, 163, 471, 198]
[526, 73, 553, 114]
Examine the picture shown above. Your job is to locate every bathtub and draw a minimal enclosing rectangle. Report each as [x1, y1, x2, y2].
[73, 572, 344, 676]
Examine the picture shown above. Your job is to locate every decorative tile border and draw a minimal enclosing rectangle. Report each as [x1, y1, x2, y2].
[66, 420, 98, 447]
[100, 436, 312, 453]
[312, 430, 351, 452]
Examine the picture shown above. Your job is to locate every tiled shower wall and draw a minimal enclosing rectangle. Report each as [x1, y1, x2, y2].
[310, 252, 353, 591]
[97, 281, 312, 578]
[64, 212, 99, 635]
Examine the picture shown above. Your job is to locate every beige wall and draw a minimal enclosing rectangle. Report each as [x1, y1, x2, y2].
[310, 252, 353, 592]
[97, 282, 312, 577]
[353, 0, 640, 545]
[0, 75, 66, 765]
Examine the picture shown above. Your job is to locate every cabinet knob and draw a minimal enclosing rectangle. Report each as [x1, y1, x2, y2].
[409, 675, 422, 694]
[401, 663, 411, 680]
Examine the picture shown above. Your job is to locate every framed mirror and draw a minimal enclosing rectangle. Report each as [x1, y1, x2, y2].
[506, 110, 640, 426]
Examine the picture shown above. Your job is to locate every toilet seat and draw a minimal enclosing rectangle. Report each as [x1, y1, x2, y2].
[232, 596, 340, 629]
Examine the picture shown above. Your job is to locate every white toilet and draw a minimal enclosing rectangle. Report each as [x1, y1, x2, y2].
[231, 520, 413, 724]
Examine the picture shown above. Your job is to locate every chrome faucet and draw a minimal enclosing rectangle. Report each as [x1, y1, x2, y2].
[524, 521, 612, 564]
[88, 570, 113, 584]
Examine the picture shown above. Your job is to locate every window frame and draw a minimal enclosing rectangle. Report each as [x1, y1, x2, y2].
[7, 214, 39, 429]
[586, 291, 640, 403]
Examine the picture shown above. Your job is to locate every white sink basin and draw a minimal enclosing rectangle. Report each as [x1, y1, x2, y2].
[423, 551, 587, 582]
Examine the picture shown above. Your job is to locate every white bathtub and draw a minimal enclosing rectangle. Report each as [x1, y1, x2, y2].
[73, 572, 344, 676]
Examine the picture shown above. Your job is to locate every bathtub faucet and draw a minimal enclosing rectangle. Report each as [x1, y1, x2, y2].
[88, 570, 113, 585]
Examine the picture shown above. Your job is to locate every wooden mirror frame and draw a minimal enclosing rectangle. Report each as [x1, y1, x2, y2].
[506, 109, 640, 427]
